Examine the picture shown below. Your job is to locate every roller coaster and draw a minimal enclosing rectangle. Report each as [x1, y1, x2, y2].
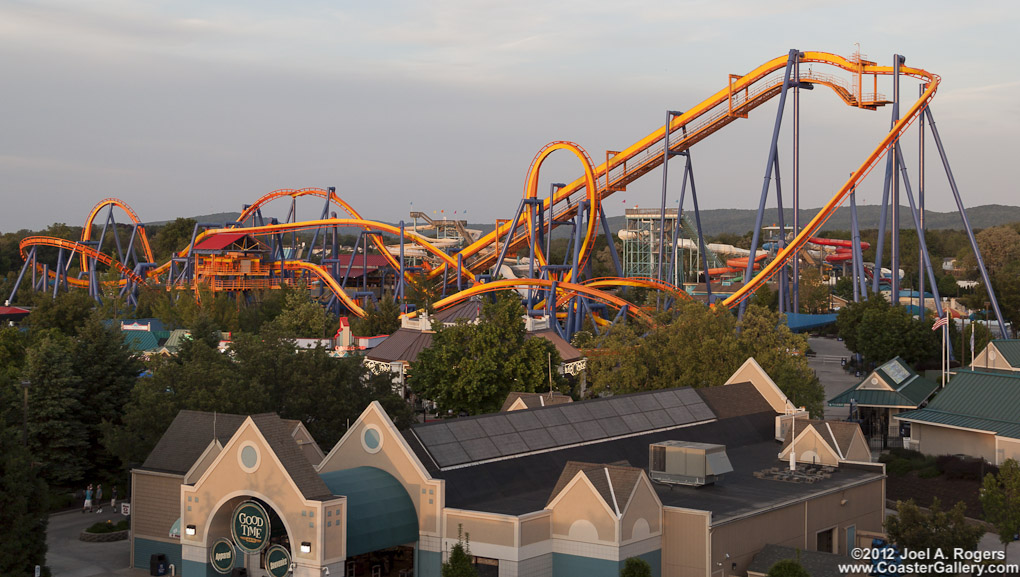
[10, 49, 1008, 342]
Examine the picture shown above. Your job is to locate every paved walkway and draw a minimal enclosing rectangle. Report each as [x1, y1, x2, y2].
[806, 336, 860, 420]
[47, 503, 147, 577]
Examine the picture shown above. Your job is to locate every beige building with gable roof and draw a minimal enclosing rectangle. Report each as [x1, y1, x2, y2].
[130, 359, 884, 577]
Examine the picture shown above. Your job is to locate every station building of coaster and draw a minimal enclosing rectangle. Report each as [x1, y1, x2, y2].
[130, 358, 886, 577]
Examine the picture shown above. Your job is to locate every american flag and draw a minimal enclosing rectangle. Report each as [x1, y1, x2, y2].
[932, 315, 950, 331]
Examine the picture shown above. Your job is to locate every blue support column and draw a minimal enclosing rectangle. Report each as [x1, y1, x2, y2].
[917, 84, 927, 320]
[685, 154, 712, 303]
[741, 49, 798, 317]
[774, 154, 787, 314]
[891, 54, 905, 306]
[894, 143, 952, 358]
[850, 185, 866, 302]
[925, 107, 1008, 337]
[871, 148, 895, 294]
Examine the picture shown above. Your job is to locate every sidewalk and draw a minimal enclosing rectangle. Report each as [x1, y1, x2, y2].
[47, 503, 137, 577]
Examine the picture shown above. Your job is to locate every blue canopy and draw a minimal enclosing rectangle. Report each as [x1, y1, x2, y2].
[785, 313, 838, 332]
[319, 466, 418, 557]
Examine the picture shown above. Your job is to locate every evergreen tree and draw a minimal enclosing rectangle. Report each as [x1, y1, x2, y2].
[24, 332, 89, 488]
[620, 557, 652, 577]
[0, 427, 49, 576]
[350, 294, 401, 336]
[442, 525, 478, 577]
[72, 315, 143, 480]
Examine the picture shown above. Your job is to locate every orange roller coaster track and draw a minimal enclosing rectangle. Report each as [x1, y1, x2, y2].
[407, 278, 655, 326]
[425, 52, 937, 311]
[193, 219, 477, 282]
[236, 188, 414, 276]
[20, 236, 145, 285]
[80, 198, 155, 273]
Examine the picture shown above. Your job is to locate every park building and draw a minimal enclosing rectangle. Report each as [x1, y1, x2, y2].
[130, 358, 885, 577]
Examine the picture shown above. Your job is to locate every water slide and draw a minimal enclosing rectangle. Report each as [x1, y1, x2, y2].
[807, 237, 870, 263]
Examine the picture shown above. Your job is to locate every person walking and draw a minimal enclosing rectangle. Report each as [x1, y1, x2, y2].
[96, 484, 103, 513]
[111, 486, 118, 510]
[83, 484, 93, 513]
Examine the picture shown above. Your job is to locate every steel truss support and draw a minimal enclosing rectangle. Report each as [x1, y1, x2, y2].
[741, 49, 801, 319]
[925, 107, 1008, 337]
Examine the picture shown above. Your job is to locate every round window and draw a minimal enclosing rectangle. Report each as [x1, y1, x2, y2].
[362, 426, 383, 453]
[238, 442, 260, 472]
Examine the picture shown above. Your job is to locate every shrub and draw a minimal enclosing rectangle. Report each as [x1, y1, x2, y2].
[890, 448, 924, 461]
[84, 519, 129, 534]
[918, 466, 941, 479]
[887, 459, 915, 476]
[937, 455, 997, 481]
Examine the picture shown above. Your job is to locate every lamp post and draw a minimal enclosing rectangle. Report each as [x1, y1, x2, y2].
[21, 380, 30, 446]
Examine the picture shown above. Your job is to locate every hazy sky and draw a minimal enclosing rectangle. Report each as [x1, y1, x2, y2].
[2, 0, 1018, 232]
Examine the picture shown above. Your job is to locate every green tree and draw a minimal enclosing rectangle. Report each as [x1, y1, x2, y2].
[411, 294, 564, 415]
[0, 427, 49, 576]
[24, 332, 89, 488]
[71, 315, 144, 478]
[263, 291, 337, 338]
[149, 217, 196, 262]
[798, 267, 830, 313]
[24, 290, 96, 336]
[837, 297, 939, 366]
[587, 302, 826, 416]
[833, 276, 855, 302]
[885, 498, 984, 574]
[620, 556, 653, 577]
[351, 294, 401, 336]
[767, 559, 809, 577]
[442, 525, 478, 577]
[981, 459, 1020, 554]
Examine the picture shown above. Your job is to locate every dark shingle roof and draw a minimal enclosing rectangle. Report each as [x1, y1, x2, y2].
[781, 419, 862, 458]
[500, 392, 573, 412]
[249, 414, 333, 501]
[433, 300, 483, 324]
[697, 382, 776, 419]
[748, 544, 863, 577]
[141, 410, 248, 474]
[896, 370, 1020, 439]
[365, 328, 433, 363]
[525, 330, 584, 363]
[547, 461, 642, 512]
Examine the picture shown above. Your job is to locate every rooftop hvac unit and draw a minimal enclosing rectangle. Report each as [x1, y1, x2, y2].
[648, 441, 733, 486]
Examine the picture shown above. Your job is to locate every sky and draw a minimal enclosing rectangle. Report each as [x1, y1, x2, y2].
[1, 0, 1019, 232]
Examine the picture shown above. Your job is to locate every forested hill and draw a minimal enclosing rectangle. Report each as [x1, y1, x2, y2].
[597, 204, 1020, 238]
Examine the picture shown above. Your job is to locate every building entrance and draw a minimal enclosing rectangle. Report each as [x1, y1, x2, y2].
[343, 545, 414, 577]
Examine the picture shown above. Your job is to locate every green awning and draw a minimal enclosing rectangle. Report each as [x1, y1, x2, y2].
[319, 467, 418, 557]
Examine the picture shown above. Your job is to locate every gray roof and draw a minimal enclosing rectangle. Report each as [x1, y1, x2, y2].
[249, 414, 333, 501]
[365, 328, 434, 363]
[781, 419, 863, 457]
[500, 392, 573, 412]
[408, 386, 719, 470]
[433, 300, 483, 324]
[140, 410, 248, 475]
[526, 330, 584, 362]
[748, 544, 864, 577]
[140, 411, 334, 501]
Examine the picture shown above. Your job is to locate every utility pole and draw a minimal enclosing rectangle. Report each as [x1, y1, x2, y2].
[21, 380, 30, 446]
